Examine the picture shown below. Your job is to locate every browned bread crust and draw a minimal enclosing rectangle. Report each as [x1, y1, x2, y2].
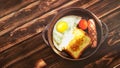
[65, 28, 91, 59]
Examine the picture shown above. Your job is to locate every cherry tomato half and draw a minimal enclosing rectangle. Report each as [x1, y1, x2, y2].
[78, 19, 88, 30]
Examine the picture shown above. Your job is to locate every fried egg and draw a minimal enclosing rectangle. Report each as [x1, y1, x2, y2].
[53, 15, 82, 51]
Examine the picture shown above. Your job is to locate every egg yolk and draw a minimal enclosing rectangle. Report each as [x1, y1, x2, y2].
[56, 21, 68, 33]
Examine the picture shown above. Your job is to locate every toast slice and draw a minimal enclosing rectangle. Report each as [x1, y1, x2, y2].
[65, 28, 91, 59]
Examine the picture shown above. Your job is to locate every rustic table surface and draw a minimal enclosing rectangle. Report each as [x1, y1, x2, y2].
[0, 0, 120, 68]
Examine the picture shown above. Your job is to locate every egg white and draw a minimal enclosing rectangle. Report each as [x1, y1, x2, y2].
[53, 15, 82, 51]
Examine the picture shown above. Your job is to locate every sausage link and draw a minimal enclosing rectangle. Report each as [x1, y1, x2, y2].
[88, 19, 97, 48]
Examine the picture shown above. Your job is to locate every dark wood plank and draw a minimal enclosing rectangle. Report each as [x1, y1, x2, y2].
[0, 33, 46, 67]
[0, 0, 38, 17]
[0, 0, 70, 52]
[0, 18, 45, 52]
[102, 8, 120, 32]
[102, 8, 120, 47]
[9, 48, 59, 68]
[0, 0, 70, 36]
[0, 33, 60, 68]
[87, 0, 120, 18]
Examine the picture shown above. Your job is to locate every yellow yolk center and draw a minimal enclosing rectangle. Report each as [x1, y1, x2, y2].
[56, 21, 68, 33]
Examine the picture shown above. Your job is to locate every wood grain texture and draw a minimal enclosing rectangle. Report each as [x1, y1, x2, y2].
[87, 0, 120, 18]
[0, 0, 69, 36]
[0, 18, 45, 52]
[102, 8, 120, 32]
[0, 0, 120, 68]
[0, 0, 38, 18]
[0, 0, 70, 52]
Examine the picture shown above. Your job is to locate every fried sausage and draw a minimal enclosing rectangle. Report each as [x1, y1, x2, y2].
[88, 19, 97, 48]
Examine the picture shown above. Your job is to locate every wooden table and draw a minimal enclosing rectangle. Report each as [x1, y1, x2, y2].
[0, 0, 120, 68]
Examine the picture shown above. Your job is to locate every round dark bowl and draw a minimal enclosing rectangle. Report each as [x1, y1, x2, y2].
[42, 7, 108, 61]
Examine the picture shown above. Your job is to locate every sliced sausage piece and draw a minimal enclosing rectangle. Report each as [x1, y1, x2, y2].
[88, 19, 97, 48]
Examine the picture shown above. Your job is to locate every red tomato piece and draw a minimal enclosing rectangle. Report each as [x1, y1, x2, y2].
[78, 19, 88, 30]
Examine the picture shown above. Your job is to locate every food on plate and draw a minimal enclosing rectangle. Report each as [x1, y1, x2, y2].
[53, 15, 81, 51]
[53, 15, 97, 59]
[65, 28, 91, 59]
[78, 19, 88, 30]
[88, 19, 97, 48]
